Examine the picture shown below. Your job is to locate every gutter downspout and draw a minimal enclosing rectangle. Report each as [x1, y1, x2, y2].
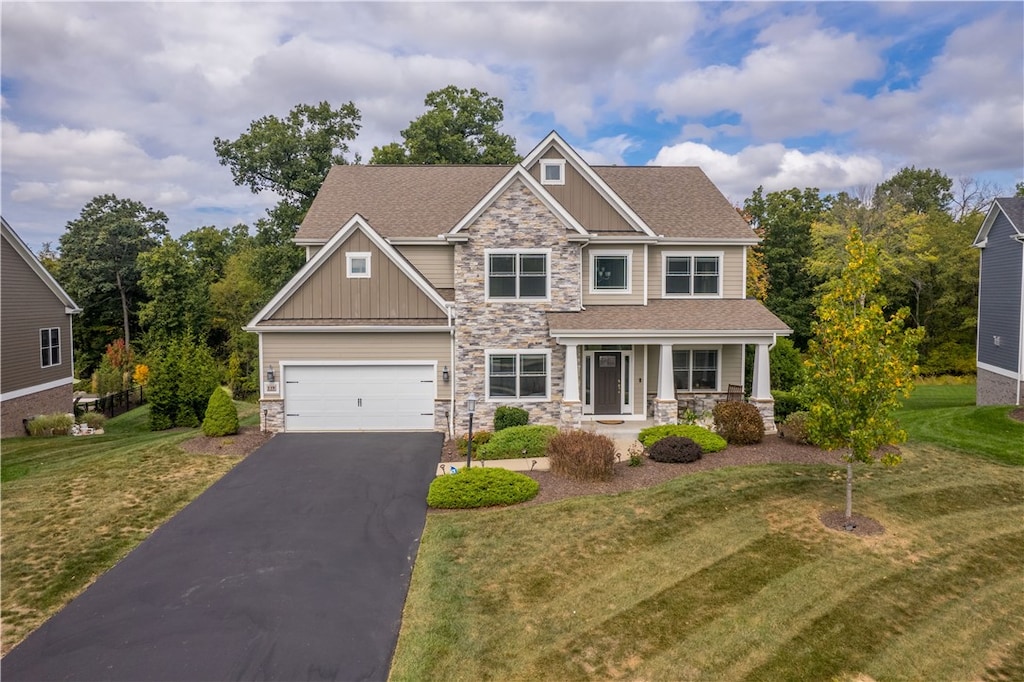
[449, 305, 456, 439]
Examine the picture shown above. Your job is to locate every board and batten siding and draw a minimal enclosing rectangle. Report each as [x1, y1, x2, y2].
[977, 211, 1023, 372]
[582, 244, 646, 305]
[271, 229, 447, 321]
[648, 245, 745, 299]
[0, 235, 73, 394]
[261, 331, 453, 400]
[396, 245, 455, 289]
[526, 149, 635, 233]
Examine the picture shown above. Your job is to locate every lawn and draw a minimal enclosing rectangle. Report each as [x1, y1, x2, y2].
[391, 386, 1024, 681]
[1, 403, 257, 654]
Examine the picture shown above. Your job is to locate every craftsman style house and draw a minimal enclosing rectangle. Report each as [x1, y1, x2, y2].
[247, 132, 790, 434]
[1, 217, 81, 436]
[973, 197, 1024, 406]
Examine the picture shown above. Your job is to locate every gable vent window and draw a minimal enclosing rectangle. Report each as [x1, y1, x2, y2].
[40, 327, 61, 367]
[540, 159, 565, 186]
[346, 252, 371, 278]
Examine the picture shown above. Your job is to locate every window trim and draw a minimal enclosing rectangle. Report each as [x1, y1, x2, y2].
[540, 159, 566, 186]
[346, 251, 371, 278]
[662, 251, 723, 298]
[672, 346, 721, 393]
[40, 327, 61, 368]
[485, 349, 552, 402]
[484, 248, 551, 302]
[589, 249, 633, 295]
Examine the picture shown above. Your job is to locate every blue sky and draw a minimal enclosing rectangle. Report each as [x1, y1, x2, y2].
[2, 1, 1022, 251]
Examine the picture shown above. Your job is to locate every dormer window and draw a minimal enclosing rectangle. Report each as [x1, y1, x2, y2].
[540, 159, 565, 186]
[346, 252, 371, 278]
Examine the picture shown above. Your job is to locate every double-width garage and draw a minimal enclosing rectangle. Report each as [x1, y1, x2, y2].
[283, 363, 437, 432]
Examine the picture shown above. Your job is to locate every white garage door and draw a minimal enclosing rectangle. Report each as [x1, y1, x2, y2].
[283, 364, 436, 432]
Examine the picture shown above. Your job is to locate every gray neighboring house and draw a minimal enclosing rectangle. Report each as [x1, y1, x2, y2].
[973, 197, 1024, 406]
[246, 132, 791, 435]
[1, 217, 82, 436]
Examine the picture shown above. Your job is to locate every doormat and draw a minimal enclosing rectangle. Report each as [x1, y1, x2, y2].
[596, 420, 625, 425]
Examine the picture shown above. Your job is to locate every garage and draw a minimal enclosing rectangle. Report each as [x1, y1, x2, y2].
[283, 364, 436, 432]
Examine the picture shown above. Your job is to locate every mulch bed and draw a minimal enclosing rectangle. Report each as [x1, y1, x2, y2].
[177, 425, 274, 457]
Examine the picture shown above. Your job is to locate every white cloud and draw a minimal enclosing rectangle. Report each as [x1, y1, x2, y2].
[576, 135, 639, 166]
[652, 141, 884, 200]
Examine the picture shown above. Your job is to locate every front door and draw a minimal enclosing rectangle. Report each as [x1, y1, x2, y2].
[594, 352, 621, 415]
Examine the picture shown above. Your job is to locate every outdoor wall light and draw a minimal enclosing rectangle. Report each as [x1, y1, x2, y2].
[266, 364, 276, 383]
[442, 365, 450, 382]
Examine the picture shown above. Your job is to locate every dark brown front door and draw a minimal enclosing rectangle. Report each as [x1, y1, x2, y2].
[594, 352, 621, 415]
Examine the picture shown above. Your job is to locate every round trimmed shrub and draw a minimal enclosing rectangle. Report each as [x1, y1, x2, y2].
[547, 429, 616, 482]
[477, 425, 557, 460]
[202, 387, 239, 437]
[712, 401, 765, 445]
[494, 405, 529, 431]
[637, 425, 727, 453]
[426, 467, 540, 508]
[648, 436, 703, 463]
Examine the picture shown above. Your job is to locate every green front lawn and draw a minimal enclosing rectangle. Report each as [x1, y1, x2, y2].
[1, 403, 257, 653]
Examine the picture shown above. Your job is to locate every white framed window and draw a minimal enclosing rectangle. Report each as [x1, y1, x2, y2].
[485, 249, 550, 301]
[540, 159, 565, 186]
[590, 250, 632, 294]
[672, 348, 719, 391]
[663, 251, 722, 297]
[486, 350, 551, 401]
[346, 252, 371, 278]
[40, 327, 60, 367]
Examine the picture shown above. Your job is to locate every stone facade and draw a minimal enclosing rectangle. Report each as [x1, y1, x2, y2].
[452, 179, 581, 434]
[653, 399, 677, 425]
[260, 399, 284, 432]
[1, 383, 75, 437]
[748, 398, 777, 434]
[976, 367, 1022, 406]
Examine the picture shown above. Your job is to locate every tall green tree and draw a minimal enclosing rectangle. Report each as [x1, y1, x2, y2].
[138, 237, 211, 345]
[743, 187, 831, 347]
[803, 227, 924, 525]
[873, 166, 953, 214]
[58, 195, 168, 369]
[370, 85, 520, 165]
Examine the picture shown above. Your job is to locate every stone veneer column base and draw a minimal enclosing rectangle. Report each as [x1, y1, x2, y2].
[434, 400, 452, 437]
[560, 401, 582, 429]
[653, 399, 678, 425]
[260, 399, 284, 433]
[748, 398, 777, 434]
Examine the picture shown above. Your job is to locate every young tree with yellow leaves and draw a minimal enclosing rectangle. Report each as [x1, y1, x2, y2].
[803, 227, 924, 527]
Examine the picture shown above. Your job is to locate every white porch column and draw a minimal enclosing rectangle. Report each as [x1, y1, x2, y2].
[563, 343, 580, 402]
[658, 344, 675, 400]
[751, 343, 772, 400]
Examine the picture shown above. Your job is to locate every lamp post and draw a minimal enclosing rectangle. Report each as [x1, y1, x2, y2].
[465, 394, 477, 471]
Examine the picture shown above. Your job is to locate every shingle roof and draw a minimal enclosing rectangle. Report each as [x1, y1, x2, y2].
[547, 299, 791, 334]
[594, 167, 756, 241]
[994, 197, 1024, 233]
[296, 165, 510, 241]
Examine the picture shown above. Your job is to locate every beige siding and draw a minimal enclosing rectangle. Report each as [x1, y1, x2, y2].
[261, 332, 453, 400]
[648, 245, 745, 299]
[396, 245, 455, 289]
[1, 236, 73, 394]
[271, 229, 447, 320]
[644, 343, 744, 393]
[527, 149, 635, 233]
[582, 245, 646, 305]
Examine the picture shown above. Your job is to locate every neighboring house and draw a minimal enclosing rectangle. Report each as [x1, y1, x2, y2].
[973, 197, 1024, 406]
[1, 217, 82, 437]
[246, 132, 791, 435]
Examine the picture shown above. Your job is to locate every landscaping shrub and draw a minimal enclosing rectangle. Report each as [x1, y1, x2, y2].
[712, 401, 765, 445]
[648, 436, 703, 463]
[426, 467, 540, 508]
[477, 425, 557, 460]
[770, 337, 805, 391]
[627, 441, 645, 467]
[147, 336, 218, 430]
[780, 411, 812, 444]
[202, 387, 239, 437]
[455, 430, 493, 457]
[494, 405, 529, 431]
[80, 412, 106, 429]
[772, 390, 809, 421]
[547, 430, 616, 482]
[27, 413, 74, 436]
[637, 424, 727, 453]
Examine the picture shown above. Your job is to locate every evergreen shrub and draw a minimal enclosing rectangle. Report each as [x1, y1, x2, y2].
[772, 390, 808, 421]
[637, 424, 727, 453]
[477, 425, 557, 460]
[648, 436, 703, 463]
[547, 430, 616, 482]
[712, 401, 765, 445]
[494, 405, 529, 431]
[455, 430, 493, 457]
[202, 388, 240, 437]
[426, 467, 540, 508]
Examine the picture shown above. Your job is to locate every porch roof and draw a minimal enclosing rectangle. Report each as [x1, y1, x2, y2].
[547, 299, 791, 336]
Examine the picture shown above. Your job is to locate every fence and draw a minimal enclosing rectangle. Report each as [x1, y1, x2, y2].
[75, 386, 146, 419]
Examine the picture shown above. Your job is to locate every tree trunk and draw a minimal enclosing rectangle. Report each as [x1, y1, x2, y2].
[116, 270, 131, 354]
[845, 461, 854, 522]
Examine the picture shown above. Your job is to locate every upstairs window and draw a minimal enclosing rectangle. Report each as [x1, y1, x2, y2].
[664, 253, 721, 296]
[487, 251, 549, 300]
[673, 349, 718, 391]
[540, 159, 565, 186]
[40, 327, 60, 367]
[591, 251, 631, 293]
[346, 252, 371, 278]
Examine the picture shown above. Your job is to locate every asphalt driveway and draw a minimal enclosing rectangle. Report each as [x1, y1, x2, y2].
[1, 432, 443, 682]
